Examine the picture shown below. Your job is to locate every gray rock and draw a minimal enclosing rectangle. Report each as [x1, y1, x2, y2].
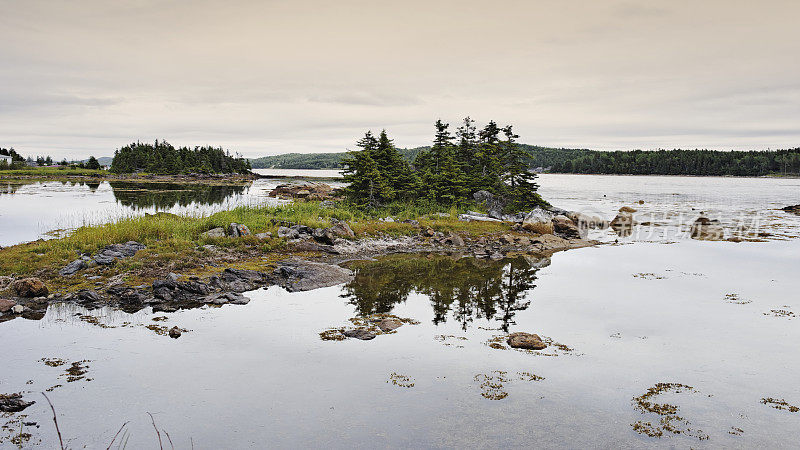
[229, 223, 251, 237]
[255, 232, 271, 239]
[205, 292, 251, 305]
[473, 190, 506, 219]
[273, 259, 353, 292]
[0, 393, 34, 412]
[11, 305, 24, 314]
[59, 258, 88, 276]
[507, 332, 547, 350]
[328, 219, 355, 239]
[343, 328, 376, 340]
[378, 318, 403, 332]
[201, 227, 226, 238]
[458, 213, 502, 222]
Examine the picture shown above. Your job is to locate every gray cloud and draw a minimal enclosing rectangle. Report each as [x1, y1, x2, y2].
[0, 0, 798, 159]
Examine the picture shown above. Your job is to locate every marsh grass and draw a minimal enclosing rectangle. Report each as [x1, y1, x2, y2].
[0, 201, 506, 277]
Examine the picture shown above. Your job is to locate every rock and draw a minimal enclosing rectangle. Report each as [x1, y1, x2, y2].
[320, 200, 335, 208]
[521, 207, 555, 233]
[229, 223, 251, 237]
[619, 206, 638, 213]
[12, 305, 24, 314]
[458, 213, 502, 222]
[153, 278, 212, 303]
[59, 258, 88, 276]
[490, 252, 504, 261]
[378, 318, 403, 332]
[209, 268, 269, 293]
[13, 277, 48, 297]
[443, 233, 465, 246]
[402, 219, 420, 226]
[690, 216, 725, 240]
[343, 328, 376, 340]
[328, 219, 355, 239]
[0, 276, 12, 290]
[781, 204, 800, 215]
[255, 232, 271, 240]
[205, 292, 251, 305]
[93, 241, 146, 265]
[168, 326, 182, 339]
[269, 182, 334, 200]
[70, 289, 101, 305]
[201, 227, 226, 238]
[552, 215, 585, 239]
[507, 332, 547, 350]
[0, 393, 34, 412]
[277, 226, 297, 239]
[273, 259, 353, 292]
[107, 286, 150, 305]
[0, 299, 16, 313]
[473, 190, 506, 219]
[610, 210, 637, 237]
[421, 227, 435, 237]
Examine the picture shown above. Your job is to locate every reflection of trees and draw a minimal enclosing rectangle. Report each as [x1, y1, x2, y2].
[340, 254, 544, 331]
[109, 182, 246, 210]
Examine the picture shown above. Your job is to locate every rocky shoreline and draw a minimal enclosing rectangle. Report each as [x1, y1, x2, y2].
[0, 213, 595, 323]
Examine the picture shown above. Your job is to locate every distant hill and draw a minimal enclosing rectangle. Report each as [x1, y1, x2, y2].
[250, 145, 590, 170]
[250, 147, 424, 169]
[79, 156, 113, 166]
[250, 145, 800, 177]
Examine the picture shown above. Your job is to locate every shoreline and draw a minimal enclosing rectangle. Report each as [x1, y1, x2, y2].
[0, 204, 595, 322]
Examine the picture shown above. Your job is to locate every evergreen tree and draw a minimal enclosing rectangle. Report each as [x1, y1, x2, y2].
[85, 156, 101, 170]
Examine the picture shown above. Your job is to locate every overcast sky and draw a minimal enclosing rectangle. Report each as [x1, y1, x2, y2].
[1, 0, 798, 159]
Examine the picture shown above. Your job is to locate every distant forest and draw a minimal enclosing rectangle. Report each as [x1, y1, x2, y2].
[251, 146, 800, 177]
[110, 140, 251, 174]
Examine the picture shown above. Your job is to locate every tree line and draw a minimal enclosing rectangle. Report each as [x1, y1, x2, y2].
[341, 118, 547, 211]
[549, 148, 800, 176]
[110, 140, 251, 174]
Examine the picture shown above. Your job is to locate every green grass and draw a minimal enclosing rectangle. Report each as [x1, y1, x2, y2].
[0, 201, 507, 277]
[0, 166, 107, 177]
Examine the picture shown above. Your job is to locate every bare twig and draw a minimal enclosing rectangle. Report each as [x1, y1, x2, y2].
[106, 421, 130, 450]
[147, 412, 164, 450]
[41, 392, 65, 450]
[163, 429, 174, 450]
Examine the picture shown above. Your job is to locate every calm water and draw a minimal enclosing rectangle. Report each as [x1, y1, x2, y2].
[1, 172, 800, 448]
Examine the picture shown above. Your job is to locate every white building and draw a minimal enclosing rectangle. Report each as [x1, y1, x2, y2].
[0, 155, 13, 163]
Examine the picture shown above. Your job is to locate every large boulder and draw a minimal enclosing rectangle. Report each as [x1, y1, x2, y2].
[552, 215, 585, 239]
[12, 277, 48, 297]
[507, 332, 547, 350]
[328, 219, 355, 238]
[521, 207, 554, 233]
[473, 190, 506, 219]
[690, 216, 725, 240]
[269, 182, 335, 201]
[610, 208, 637, 237]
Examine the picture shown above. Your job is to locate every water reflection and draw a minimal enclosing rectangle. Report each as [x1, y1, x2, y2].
[108, 181, 247, 209]
[341, 254, 548, 332]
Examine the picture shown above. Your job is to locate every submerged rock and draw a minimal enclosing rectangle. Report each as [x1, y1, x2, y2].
[12, 277, 48, 297]
[343, 328, 376, 340]
[0, 393, 34, 412]
[205, 292, 250, 305]
[782, 204, 800, 215]
[378, 318, 404, 332]
[168, 326, 182, 339]
[507, 332, 548, 350]
[691, 216, 725, 240]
